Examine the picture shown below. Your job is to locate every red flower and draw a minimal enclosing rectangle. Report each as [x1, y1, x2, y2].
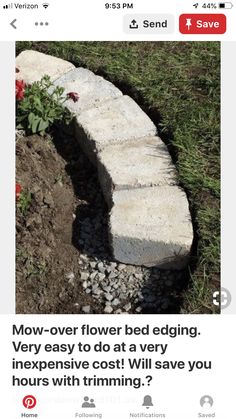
[16, 183, 22, 200]
[16, 79, 25, 101]
[67, 92, 79, 103]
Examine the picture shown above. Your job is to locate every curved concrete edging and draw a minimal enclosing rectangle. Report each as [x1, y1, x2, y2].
[16, 50, 194, 269]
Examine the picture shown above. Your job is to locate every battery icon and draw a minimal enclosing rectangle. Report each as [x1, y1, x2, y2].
[219, 2, 233, 8]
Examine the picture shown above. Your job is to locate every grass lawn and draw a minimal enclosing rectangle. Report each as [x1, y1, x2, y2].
[16, 41, 220, 314]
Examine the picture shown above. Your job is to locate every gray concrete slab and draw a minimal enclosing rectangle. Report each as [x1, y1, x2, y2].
[53, 68, 122, 113]
[16, 50, 75, 84]
[74, 95, 157, 163]
[109, 186, 193, 269]
[97, 136, 177, 206]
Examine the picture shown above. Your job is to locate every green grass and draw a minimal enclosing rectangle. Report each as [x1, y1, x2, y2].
[16, 41, 220, 313]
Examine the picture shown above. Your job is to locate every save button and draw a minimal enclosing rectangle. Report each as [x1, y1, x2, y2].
[179, 14, 226, 34]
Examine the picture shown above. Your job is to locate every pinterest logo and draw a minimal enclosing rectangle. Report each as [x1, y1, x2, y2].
[23, 395, 37, 409]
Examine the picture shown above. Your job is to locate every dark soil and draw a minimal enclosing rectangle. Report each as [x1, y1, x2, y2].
[16, 132, 104, 314]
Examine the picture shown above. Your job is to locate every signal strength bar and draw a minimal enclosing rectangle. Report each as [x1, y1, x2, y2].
[42, 3, 49, 9]
[3, 3, 13, 9]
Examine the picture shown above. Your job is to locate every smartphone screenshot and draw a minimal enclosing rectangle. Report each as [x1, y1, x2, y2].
[0, 0, 235, 417]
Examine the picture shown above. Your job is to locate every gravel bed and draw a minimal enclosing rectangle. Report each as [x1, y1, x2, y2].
[69, 166, 182, 314]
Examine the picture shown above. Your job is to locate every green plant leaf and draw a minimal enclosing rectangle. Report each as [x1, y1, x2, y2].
[16, 115, 27, 123]
[28, 112, 35, 125]
[16, 74, 74, 135]
[38, 119, 49, 133]
[31, 117, 40, 134]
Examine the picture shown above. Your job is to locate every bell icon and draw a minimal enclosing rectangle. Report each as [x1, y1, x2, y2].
[142, 395, 153, 409]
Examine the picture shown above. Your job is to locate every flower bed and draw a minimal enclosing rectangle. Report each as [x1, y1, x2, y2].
[15, 51, 194, 315]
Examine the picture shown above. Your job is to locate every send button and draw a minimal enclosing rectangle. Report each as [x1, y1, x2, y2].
[124, 14, 175, 34]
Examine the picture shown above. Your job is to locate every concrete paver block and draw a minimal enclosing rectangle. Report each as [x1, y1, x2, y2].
[74, 95, 157, 162]
[97, 136, 177, 206]
[16, 50, 75, 84]
[109, 187, 193, 268]
[52, 68, 122, 113]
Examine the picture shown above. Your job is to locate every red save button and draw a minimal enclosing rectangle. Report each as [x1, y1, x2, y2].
[179, 14, 226, 34]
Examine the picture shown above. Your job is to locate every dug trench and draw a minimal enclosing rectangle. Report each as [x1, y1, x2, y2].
[16, 122, 190, 315]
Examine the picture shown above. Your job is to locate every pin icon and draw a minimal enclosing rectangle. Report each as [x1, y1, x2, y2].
[23, 395, 37, 409]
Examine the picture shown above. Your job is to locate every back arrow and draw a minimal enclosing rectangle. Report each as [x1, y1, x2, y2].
[10, 19, 17, 29]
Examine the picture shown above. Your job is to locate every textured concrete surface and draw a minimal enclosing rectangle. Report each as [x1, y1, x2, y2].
[97, 136, 177, 206]
[53, 68, 122, 113]
[109, 187, 193, 268]
[16, 50, 75, 84]
[54, 67, 97, 84]
[74, 95, 157, 162]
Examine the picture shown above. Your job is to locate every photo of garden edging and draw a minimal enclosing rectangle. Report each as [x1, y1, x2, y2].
[15, 41, 220, 315]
